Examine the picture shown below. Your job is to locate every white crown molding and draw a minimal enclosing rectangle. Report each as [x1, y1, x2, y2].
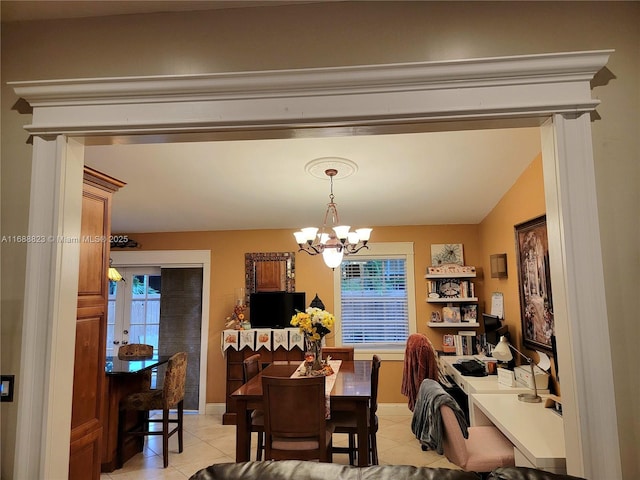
[10, 50, 611, 136]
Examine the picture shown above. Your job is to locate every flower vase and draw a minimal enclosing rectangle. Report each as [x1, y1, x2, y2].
[305, 338, 323, 371]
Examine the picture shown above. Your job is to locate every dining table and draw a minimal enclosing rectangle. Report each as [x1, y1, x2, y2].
[231, 360, 372, 466]
[101, 354, 171, 472]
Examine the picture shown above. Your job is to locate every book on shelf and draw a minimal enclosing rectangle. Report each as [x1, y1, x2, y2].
[458, 280, 475, 298]
[454, 331, 477, 355]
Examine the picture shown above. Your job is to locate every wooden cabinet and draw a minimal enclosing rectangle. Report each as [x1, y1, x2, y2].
[255, 260, 285, 291]
[223, 346, 303, 425]
[101, 373, 147, 472]
[69, 167, 124, 480]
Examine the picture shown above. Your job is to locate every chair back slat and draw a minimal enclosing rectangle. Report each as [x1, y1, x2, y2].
[163, 352, 188, 408]
[321, 347, 354, 361]
[441, 404, 469, 467]
[243, 353, 262, 383]
[118, 343, 153, 359]
[262, 375, 331, 461]
[370, 355, 381, 422]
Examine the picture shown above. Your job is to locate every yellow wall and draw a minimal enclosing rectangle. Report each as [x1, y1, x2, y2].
[128, 224, 482, 404]
[479, 154, 546, 349]
[125, 154, 545, 407]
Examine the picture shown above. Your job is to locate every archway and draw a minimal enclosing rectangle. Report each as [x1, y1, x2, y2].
[11, 50, 618, 479]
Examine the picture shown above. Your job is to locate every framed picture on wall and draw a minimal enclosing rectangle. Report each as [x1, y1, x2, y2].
[515, 215, 554, 352]
[430, 243, 464, 266]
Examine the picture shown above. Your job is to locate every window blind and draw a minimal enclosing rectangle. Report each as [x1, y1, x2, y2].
[340, 258, 409, 345]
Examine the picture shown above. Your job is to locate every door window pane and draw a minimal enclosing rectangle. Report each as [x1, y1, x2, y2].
[129, 274, 161, 349]
[106, 280, 118, 357]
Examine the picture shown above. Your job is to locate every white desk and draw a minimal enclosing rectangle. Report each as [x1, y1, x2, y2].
[439, 355, 547, 423]
[472, 394, 566, 474]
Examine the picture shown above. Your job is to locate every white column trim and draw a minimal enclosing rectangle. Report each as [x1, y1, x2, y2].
[15, 137, 83, 480]
[13, 50, 619, 478]
[541, 114, 620, 478]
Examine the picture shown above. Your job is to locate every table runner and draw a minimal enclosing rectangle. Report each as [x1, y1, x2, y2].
[291, 360, 342, 418]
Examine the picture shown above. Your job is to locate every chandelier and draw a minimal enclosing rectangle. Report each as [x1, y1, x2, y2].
[294, 168, 372, 269]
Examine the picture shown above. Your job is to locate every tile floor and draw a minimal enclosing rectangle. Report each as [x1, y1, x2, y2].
[100, 411, 459, 479]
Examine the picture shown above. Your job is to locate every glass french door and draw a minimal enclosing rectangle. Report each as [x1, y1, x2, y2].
[106, 267, 162, 359]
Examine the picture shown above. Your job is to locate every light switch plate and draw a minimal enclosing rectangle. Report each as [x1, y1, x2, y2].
[1, 375, 14, 402]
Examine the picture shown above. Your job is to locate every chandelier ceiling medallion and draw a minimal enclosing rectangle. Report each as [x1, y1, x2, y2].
[294, 158, 372, 269]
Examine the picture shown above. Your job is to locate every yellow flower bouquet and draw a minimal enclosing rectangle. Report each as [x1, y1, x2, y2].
[291, 307, 335, 371]
[290, 307, 335, 340]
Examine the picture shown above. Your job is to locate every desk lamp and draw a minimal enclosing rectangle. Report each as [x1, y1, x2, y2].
[492, 336, 542, 403]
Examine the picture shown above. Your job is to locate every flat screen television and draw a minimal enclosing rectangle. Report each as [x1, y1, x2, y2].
[250, 291, 306, 329]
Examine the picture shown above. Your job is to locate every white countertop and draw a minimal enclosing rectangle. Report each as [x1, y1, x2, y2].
[471, 393, 565, 472]
[439, 355, 545, 396]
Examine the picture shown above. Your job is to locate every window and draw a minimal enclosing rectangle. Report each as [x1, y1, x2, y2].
[333, 242, 416, 360]
[106, 267, 161, 358]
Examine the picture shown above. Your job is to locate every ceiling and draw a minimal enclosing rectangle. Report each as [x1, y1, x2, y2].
[4, 1, 542, 236]
[84, 127, 542, 234]
[0, 1, 321, 23]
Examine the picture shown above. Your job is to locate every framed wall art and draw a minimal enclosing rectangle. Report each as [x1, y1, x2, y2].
[430, 243, 464, 265]
[514, 215, 554, 351]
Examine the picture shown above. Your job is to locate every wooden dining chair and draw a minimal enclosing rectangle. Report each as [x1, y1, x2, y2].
[321, 346, 355, 361]
[242, 354, 264, 460]
[118, 351, 187, 468]
[261, 375, 334, 462]
[117, 343, 153, 359]
[330, 354, 381, 465]
[117, 344, 154, 389]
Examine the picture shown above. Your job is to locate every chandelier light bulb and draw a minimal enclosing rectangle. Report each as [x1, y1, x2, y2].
[293, 231, 308, 244]
[332, 225, 351, 240]
[347, 231, 360, 244]
[323, 249, 344, 269]
[319, 232, 331, 244]
[301, 227, 318, 243]
[355, 228, 372, 242]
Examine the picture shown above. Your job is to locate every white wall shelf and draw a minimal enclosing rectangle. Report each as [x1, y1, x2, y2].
[428, 322, 480, 328]
[425, 273, 476, 279]
[427, 297, 478, 303]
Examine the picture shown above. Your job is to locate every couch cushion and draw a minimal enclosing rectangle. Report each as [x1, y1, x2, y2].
[488, 466, 586, 480]
[189, 460, 481, 480]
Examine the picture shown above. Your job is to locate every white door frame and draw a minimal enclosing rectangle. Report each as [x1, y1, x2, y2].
[11, 50, 619, 479]
[110, 249, 211, 414]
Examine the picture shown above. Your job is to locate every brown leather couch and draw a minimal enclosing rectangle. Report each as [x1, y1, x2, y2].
[189, 461, 586, 480]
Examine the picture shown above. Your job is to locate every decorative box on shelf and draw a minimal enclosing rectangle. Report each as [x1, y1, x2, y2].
[426, 265, 476, 275]
[515, 365, 549, 390]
